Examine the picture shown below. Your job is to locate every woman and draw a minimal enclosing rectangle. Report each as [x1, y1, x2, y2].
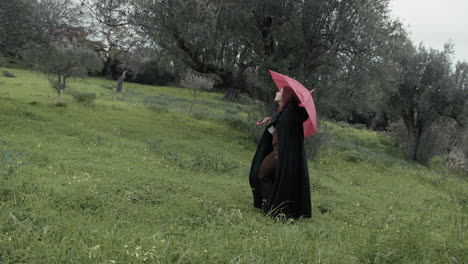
[249, 86, 311, 218]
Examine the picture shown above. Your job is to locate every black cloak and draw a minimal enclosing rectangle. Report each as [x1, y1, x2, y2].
[249, 105, 312, 218]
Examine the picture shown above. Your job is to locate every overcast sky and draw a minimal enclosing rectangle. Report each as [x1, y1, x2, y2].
[389, 0, 468, 63]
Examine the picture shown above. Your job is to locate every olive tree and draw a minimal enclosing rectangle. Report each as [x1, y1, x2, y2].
[179, 72, 214, 114]
[387, 44, 455, 161]
[26, 46, 102, 97]
[129, 0, 400, 102]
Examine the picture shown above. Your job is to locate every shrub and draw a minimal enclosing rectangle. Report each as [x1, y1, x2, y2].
[132, 58, 176, 85]
[70, 90, 97, 104]
[445, 149, 467, 174]
[2, 70, 16, 78]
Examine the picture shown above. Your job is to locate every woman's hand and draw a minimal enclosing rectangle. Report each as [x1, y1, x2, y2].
[256, 117, 272, 126]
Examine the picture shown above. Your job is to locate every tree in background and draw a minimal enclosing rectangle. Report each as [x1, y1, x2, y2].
[444, 62, 468, 128]
[25, 46, 102, 97]
[0, 0, 81, 57]
[318, 20, 408, 129]
[442, 62, 468, 169]
[129, 0, 399, 104]
[0, 0, 34, 56]
[131, 51, 179, 86]
[21, 0, 103, 98]
[387, 44, 456, 162]
[80, 0, 141, 79]
[115, 48, 152, 92]
[179, 72, 214, 114]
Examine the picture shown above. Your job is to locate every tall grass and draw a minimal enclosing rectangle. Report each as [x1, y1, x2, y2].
[0, 66, 466, 263]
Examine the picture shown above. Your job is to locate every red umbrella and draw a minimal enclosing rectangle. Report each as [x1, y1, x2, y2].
[268, 70, 317, 137]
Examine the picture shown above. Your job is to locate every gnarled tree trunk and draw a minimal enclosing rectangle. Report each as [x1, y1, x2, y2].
[117, 70, 127, 93]
[56, 73, 62, 98]
[403, 109, 423, 161]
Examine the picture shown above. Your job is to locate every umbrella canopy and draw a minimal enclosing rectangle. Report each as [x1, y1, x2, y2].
[268, 70, 317, 137]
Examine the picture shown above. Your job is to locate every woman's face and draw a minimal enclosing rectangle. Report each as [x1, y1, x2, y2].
[274, 89, 283, 103]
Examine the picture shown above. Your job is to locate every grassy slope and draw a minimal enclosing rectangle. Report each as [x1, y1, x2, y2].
[0, 68, 466, 263]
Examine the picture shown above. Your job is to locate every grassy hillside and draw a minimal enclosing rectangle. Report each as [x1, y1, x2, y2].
[0, 68, 466, 263]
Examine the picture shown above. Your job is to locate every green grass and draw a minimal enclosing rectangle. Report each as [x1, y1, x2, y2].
[0, 67, 467, 263]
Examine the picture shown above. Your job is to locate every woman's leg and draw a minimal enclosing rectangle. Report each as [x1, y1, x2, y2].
[257, 151, 276, 200]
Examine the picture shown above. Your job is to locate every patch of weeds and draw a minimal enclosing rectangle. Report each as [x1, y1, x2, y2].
[165, 150, 182, 163]
[219, 158, 241, 172]
[190, 155, 217, 170]
[124, 186, 163, 206]
[146, 140, 240, 172]
[190, 153, 240, 172]
[317, 200, 334, 214]
[1, 150, 25, 180]
[2, 70, 16, 78]
[310, 177, 335, 194]
[146, 104, 169, 113]
[78, 193, 103, 211]
[49, 97, 68, 107]
[113, 128, 130, 137]
[28, 101, 40, 106]
[190, 111, 207, 120]
[146, 139, 163, 153]
[16, 110, 43, 121]
[343, 149, 366, 163]
[53, 191, 104, 213]
[70, 90, 97, 104]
